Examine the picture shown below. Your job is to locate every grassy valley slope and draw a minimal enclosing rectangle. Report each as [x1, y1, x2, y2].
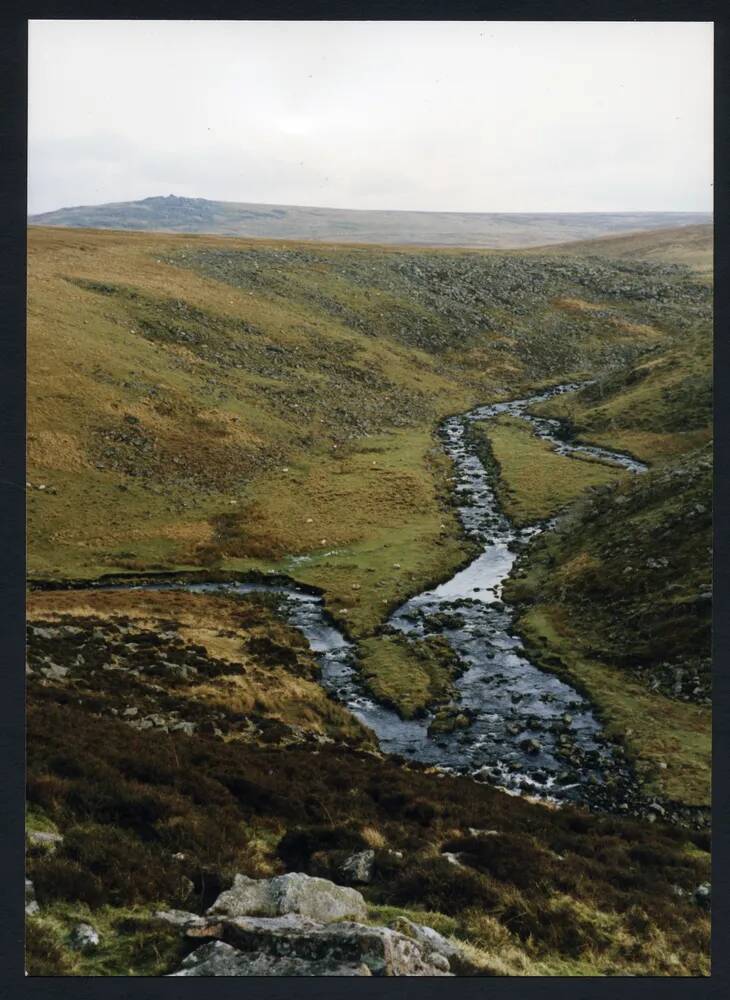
[30, 226, 703, 631]
[26, 224, 712, 976]
[530, 223, 713, 277]
[502, 346, 712, 806]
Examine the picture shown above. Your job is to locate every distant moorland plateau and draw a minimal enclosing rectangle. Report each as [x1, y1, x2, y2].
[28, 195, 712, 249]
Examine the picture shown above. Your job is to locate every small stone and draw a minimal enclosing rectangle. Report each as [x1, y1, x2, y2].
[26, 830, 63, 853]
[694, 882, 711, 907]
[25, 878, 39, 916]
[339, 849, 375, 884]
[69, 923, 100, 952]
[155, 910, 209, 929]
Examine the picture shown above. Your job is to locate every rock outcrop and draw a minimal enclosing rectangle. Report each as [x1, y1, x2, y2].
[170, 938, 376, 977]
[163, 872, 457, 976]
[170, 915, 451, 977]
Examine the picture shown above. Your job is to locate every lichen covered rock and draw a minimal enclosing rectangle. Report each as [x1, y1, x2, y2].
[207, 871, 368, 924]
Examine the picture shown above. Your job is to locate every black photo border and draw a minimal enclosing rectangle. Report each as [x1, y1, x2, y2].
[0, 3, 726, 998]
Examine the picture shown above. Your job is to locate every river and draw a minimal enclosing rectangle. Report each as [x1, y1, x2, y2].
[110, 384, 648, 809]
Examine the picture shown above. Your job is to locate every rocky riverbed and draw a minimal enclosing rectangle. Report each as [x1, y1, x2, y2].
[77, 384, 661, 814]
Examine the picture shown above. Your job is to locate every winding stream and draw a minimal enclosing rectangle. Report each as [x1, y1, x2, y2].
[115, 384, 648, 809]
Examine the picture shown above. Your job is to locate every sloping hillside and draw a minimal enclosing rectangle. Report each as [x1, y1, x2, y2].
[505, 445, 711, 805]
[28, 195, 712, 248]
[27, 226, 710, 636]
[536, 224, 713, 276]
[530, 325, 712, 463]
[500, 317, 712, 806]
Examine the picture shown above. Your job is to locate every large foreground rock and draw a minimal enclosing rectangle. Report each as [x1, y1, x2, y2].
[207, 872, 368, 924]
[170, 916, 451, 976]
[393, 917, 481, 975]
[171, 939, 375, 977]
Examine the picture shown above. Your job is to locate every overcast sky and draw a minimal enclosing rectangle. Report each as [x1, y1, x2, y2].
[28, 20, 713, 215]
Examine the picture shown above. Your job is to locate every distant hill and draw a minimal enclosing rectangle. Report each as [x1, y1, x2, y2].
[537, 223, 713, 274]
[27, 195, 712, 249]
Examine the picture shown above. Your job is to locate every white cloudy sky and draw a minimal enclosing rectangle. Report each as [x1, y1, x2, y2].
[28, 20, 713, 215]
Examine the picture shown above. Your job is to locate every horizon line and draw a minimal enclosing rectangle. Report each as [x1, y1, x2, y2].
[28, 195, 715, 218]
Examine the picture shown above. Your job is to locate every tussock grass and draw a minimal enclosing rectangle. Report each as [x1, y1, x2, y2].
[26, 904, 189, 977]
[27, 589, 372, 745]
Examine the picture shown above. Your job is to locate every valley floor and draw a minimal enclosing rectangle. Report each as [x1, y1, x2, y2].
[25, 225, 712, 975]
